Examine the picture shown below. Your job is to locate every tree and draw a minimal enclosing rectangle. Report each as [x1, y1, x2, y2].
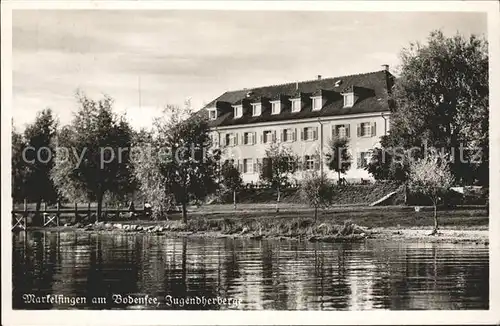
[131, 129, 173, 220]
[13, 109, 59, 216]
[134, 105, 220, 223]
[259, 143, 298, 213]
[387, 30, 488, 185]
[299, 171, 334, 222]
[408, 153, 454, 235]
[52, 93, 136, 221]
[12, 128, 27, 203]
[325, 136, 351, 184]
[220, 160, 243, 210]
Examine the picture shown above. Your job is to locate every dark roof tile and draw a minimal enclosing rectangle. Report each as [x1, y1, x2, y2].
[204, 69, 394, 127]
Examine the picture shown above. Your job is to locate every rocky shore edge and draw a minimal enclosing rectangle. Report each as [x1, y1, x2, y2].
[22, 220, 489, 245]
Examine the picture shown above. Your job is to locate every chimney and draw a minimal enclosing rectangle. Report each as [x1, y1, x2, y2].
[317, 75, 322, 80]
[381, 64, 389, 71]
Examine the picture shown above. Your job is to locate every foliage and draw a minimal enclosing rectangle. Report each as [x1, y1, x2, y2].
[130, 129, 173, 219]
[369, 30, 488, 186]
[12, 128, 27, 203]
[134, 104, 220, 222]
[409, 153, 454, 233]
[259, 143, 298, 212]
[220, 160, 243, 192]
[299, 171, 334, 222]
[51, 92, 136, 220]
[11, 109, 59, 210]
[325, 136, 352, 182]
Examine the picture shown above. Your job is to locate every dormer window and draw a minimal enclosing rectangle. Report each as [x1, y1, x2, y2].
[271, 101, 281, 115]
[291, 98, 301, 113]
[311, 97, 322, 111]
[252, 103, 262, 117]
[208, 108, 217, 120]
[343, 93, 354, 108]
[233, 105, 243, 118]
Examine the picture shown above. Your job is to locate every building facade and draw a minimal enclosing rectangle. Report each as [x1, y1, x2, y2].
[204, 67, 395, 184]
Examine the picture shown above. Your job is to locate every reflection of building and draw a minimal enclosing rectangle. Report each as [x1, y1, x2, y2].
[204, 66, 395, 183]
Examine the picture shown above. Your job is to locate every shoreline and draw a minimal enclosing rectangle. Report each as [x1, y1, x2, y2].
[16, 222, 489, 245]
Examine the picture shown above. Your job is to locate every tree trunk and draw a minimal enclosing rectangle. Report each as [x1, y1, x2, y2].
[181, 200, 188, 224]
[314, 207, 318, 223]
[431, 201, 438, 235]
[338, 171, 341, 185]
[233, 189, 237, 210]
[276, 186, 280, 213]
[404, 183, 408, 205]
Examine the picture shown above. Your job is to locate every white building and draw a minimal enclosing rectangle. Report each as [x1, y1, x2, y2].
[203, 66, 395, 184]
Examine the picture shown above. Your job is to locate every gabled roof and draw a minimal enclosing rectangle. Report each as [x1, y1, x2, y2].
[204, 69, 394, 128]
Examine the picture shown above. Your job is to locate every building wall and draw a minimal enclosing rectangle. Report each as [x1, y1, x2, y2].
[211, 113, 390, 184]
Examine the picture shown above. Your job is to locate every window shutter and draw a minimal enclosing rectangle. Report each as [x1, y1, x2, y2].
[357, 124, 361, 137]
[356, 153, 362, 169]
[234, 133, 239, 146]
[237, 159, 242, 172]
[332, 125, 337, 137]
[294, 129, 297, 141]
[222, 134, 227, 146]
[346, 125, 351, 138]
[300, 128, 304, 141]
[252, 132, 256, 145]
[281, 130, 285, 142]
[255, 158, 260, 173]
[260, 133, 263, 143]
[314, 127, 318, 140]
[272, 130, 277, 143]
[371, 122, 377, 136]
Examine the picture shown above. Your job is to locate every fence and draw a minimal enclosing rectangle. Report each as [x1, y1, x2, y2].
[11, 199, 149, 231]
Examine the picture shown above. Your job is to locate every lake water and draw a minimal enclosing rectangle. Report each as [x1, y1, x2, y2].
[12, 231, 488, 310]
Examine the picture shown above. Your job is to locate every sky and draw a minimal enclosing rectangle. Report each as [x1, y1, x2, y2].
[12, 10, 487, 131]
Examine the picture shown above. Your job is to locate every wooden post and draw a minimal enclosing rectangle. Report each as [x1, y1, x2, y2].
[74, 202, 78, 222]
[95, 201, 99, 223]
[56, 201, 60, 226]
[23, 198, 28, 229]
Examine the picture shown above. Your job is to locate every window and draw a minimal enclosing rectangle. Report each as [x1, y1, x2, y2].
[271, 101, 281, 115]
[243, 158, 253, 174]
[357, 152, 370, 169]
[303, 127, 317, 141]
[363, 123, 371, 136]
[210, 134, 218, 146]
[225, 133, 236, 146]
[282, 128, 294, 142]
[333, 124, 350, 138]
[358, 122, 375, 137]
[263, 130, 273, 143]
[338, 126, 347, 138]
[252, 103, 262, 117]
[208, 109, 217, 120]
[244, 132, 255, 145]
[233, 105, 243, 118]
[304, 155, 315, 170]
[343, 93, 354, 107]
[291, 99, 301, 112]
[312, 97, 322, 111]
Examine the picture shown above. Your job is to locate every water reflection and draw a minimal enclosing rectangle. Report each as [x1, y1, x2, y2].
[12, 232, 488, 310]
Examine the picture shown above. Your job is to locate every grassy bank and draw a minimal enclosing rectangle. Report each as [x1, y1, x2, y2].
[23, 205, 488, 244]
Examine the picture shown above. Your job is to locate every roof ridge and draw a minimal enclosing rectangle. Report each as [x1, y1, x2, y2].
[226, 69, 386, 94]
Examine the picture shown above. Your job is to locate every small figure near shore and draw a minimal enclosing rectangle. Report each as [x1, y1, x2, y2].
[144, 202, 152, 219]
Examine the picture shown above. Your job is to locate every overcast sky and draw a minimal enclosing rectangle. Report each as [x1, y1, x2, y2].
[12, 10, 487, 131]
